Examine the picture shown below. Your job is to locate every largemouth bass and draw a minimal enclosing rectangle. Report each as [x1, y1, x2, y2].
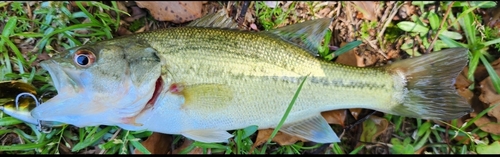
[24, 13, 471, 143]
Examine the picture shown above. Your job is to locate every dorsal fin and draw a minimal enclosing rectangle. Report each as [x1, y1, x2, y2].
[187, 9, 239, 29]
[264, 18, 333, 56]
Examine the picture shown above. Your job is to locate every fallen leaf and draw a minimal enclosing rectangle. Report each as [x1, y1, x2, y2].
[334, 42, 364, 67]
[470, 105, 500, 134]
[321, 110, 347, 126]
[484, 6, 500, 31]
[349, 108, 363, 120]
[359, 115, 388, 143]
[352, 1, 379, 21]
[171, 139, 210, 154]
[135, 1, 205, 23]
[252, 129, 307, 149]
[479, 70, 500, 116]
[124, 6, 147, 22]
[188, 147, 210, 154]
[133, 132, 172, 154]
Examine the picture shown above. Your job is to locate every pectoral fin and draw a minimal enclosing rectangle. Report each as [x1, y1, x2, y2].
[182, 130, 233, 143]
[178, 84, 233, 110]
[280, 114, 340, 143]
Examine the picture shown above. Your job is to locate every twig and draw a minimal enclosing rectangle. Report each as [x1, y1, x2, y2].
[378, 2, 392, 27]
[364, 37, 389, 59]
[426, 1, 454, 53]
[377, 2, 404, 45]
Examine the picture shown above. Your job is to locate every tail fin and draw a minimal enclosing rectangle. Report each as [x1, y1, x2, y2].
[385, 48, 473, 120]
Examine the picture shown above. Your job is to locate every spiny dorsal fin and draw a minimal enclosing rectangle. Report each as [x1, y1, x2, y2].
[187, 9, 239, 29]
[264, 18, 333, 56]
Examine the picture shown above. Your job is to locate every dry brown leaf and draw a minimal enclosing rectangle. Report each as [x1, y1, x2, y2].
[472, 63, 500, 135]
[471, 106, 500, 134]
[469, 62, 500, 134]
[479, 68, 500, 105]
[133, 132, 173, 154]
[171, 139, 210, 154]
[352, 1, 379, 21]
[252, 129, 307, 149]
[135, 1, 205, 23]
[485, 6, 500, 30]
[456, 68, 474, 104]
[124, 6, 147, 22]
[321, 110, 347, 126]
[349, 108, 363, 120]
[334, 42, 364, 67]
[189, 147, 210, 154]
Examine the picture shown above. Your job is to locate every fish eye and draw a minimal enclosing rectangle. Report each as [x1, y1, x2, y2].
[73, 49, 95, 67]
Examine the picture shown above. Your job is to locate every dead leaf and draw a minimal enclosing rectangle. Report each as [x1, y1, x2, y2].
[359, 115, 388, 143]
[188, 147, 210, 154]
[352, 1, 379, 21]
[171, 139, 210, 154]
[124, 6, 147, 22]
[471, 107, 500, 134]
[252, 129, 307, 149]
[455, 68, 474, 106]
[133, 132, 173, 154]
[334, 42, 364, 67]
[321, 110, 347, 126]
[135, 1, 205, 23]
[349, 108, 363, 120]
[485, 6, 500, 31]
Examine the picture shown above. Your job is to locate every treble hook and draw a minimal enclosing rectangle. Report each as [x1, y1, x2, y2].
[15, 92, 43, 132]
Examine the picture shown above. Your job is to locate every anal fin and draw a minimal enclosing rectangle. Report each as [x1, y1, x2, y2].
[280, 114, 340, 143]
[182, 130, 233, 143]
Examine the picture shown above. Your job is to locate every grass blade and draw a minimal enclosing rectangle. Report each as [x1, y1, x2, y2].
[333, 40, 362, 57]
[72, 126, 112, 152]
[261, 75, 309, 153]
[480, 55, 500, 93]
[127, 133, 151, 154]
[0, 140, 50, 151]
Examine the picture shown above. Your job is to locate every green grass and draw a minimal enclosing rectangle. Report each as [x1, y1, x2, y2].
[2, 0, 500, 154]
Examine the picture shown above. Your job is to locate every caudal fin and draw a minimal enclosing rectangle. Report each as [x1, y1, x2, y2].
[385, 48, 473, 120]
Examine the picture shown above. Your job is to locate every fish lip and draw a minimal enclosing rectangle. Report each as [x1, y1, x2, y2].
[40, 59, 80, 93]
[32, 60, 81, 124]
[40, 60, 66, 91]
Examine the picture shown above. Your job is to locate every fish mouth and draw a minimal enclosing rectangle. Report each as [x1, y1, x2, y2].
[30, 59, 88, 125]
[39, 60, 82, 93]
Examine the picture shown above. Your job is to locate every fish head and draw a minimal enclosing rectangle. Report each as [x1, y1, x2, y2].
[32, 39, 163, 127]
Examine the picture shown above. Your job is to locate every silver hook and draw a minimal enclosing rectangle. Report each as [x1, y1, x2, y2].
[15, 92, 43, 132]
